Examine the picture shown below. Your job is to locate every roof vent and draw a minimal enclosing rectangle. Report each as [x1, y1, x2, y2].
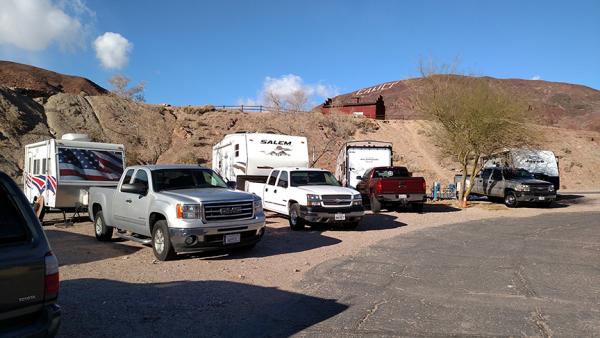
[61, 133, 91, 141]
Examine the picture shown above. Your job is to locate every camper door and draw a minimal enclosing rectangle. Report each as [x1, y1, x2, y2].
[347, 147, 392, 188]
[24, 143, 55, 206]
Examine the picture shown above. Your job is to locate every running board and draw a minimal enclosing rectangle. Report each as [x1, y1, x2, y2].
[115, 231, 152, 245]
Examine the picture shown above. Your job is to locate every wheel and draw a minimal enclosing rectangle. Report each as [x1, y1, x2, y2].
[343, 221, 360, 230]
[411, 203, 424, 213]
[152, 220, 176, 261]
[504, 191, 518, 208]
[288, 203, 305, 231]
[94, 210, 113, 241]
[370, 194, 382, 213]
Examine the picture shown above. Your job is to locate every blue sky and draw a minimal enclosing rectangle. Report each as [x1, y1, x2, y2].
[1, 0, 599, 106]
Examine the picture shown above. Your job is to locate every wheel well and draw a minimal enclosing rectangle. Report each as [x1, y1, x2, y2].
[92, 203, 102, 218]
[149, 212, 166, 233]
[288, 200, 298, 209]
[504, 188, 514, 196]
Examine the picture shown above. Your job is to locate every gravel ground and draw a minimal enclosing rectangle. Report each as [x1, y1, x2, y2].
[44, 194, 600, 336]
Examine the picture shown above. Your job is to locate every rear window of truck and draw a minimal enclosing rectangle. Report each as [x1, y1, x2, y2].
[373, 168, 410, 178]
[0, 183, 31, 245]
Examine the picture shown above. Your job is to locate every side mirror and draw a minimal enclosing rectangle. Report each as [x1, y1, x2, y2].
[121, 183, 148, 195]
[226, 181, 237, 190]
[356, 176, 362, 180]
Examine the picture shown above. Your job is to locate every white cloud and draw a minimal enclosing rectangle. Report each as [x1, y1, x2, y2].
[94, 32, 132, 70]
[531, 75, 541, 80]
[259, 74, 338, 103]
[0, 0, 91, 51]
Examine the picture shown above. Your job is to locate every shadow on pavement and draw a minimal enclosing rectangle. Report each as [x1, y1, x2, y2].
[355, 213, 407, 231]
[58, 279, 348, 338]
[45, 229, 142, 266]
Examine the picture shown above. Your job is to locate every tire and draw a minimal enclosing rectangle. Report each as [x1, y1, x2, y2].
[411, 203, 424, 213]
[288, 203, 305, 231]
[152, 220, 176, 261]
[504, 191, 519, 208]
[343, 221, 360, 230]
[94, 210, 113, 241]
[370, 194, 381, 213]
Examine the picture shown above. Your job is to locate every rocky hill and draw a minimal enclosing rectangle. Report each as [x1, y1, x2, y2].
[1, 62, 599, 190]
[319, 76, 600, 132]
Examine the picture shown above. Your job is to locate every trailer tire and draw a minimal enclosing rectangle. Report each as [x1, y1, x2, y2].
[289, 203, 305, 231]
[152, 220, 176, 261]
[94, 210, 113, 241]
[370, 194, 381, 213]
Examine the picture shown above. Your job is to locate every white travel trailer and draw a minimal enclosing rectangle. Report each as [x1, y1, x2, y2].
[23, 134, 125, 212]
[482, 149, 560, 190]
[212, 132, 309, 188]
[335, 140, 393, 188]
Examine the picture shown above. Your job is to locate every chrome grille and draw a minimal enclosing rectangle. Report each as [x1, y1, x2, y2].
[321, 194, 352, 206]
[203, 201, 254, 222]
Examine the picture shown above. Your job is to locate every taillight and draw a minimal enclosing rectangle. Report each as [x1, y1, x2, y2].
[44, 251, 59, 300]
[376, 180, 383, 193]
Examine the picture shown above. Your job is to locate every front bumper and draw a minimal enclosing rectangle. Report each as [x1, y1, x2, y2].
[515, 192, 556, 203]
[299, 205, 364, 224]
[0, 303, 61, 338]
[377, 193, 426, 203]
[169, 216, 266, 253]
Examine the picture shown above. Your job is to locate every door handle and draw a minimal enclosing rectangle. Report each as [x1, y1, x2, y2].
[274, 189, 277, 193]
[265, 188, 268, 192]
[125, 199, 132, 203]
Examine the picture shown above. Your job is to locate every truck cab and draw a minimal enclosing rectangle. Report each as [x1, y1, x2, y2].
[246, 168, 364, 230]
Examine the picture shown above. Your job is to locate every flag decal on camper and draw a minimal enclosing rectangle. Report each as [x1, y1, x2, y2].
[58, 148, 124, 181]
[26, 173, 57, 194]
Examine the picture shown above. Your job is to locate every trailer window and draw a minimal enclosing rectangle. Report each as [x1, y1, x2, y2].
[28, 158, 32, 172]
[277, 171, 288, 188]
[234, 144, 240, 157]
[33, 159, 40, 175]
[267, 170, 279, 186]
[0, 182, 31, 245]
[42, 158, 47, 174]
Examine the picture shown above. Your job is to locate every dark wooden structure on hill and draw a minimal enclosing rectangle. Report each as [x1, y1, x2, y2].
[321, 95, 386, 120]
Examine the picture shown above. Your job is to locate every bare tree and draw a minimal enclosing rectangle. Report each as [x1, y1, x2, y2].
[263, 89, 283, 113]
[108, 74, 146, 102]
[414, 64, 533, 207]
[287, 89, 308, 113]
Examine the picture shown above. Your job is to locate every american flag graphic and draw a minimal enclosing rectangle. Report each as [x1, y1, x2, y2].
[26, 173, 55, 194]
[58, 148, 124, 181]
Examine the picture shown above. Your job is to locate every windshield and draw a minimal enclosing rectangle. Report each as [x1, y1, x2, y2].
[152, 169, 228, 191]
[503, 168, 534, 179]
[373, 167, 410, 178]
[290, 171, 340, 187]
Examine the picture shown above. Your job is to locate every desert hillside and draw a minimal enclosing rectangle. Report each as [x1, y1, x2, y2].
[1, 62, 599, 190]
[319, 76, 600, 133]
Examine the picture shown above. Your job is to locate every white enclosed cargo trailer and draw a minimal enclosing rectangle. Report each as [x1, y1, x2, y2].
[335, 140, 393, 188]
[212, 132, 309, 188]
[23, 134, 125, 212]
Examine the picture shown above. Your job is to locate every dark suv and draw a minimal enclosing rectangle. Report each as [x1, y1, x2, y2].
[0, 171, 60, 337]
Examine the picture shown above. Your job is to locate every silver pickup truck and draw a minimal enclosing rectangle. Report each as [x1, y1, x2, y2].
[89, 164, 265, 260]
[461, 166, 556, 207]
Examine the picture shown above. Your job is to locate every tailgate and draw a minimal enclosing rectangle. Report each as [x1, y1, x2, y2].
[379, 178, 425, 194]
[0, 251, 45, 317]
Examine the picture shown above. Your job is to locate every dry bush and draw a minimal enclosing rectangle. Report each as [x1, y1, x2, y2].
[179, 105, 216, 115]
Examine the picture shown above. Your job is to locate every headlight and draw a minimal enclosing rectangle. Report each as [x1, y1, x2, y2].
[352, 194, 362, 205]
[176, 204, 202, 219]
[253, 197, 263, 214]
[306, 194, 321, 206]
[515, 184, 530, 192]
[548, 185, 555, 192]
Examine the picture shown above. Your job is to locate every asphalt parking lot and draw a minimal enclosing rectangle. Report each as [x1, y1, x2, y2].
[45, 196, 600, 337]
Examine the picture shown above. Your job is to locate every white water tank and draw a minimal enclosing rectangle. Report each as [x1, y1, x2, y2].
[61, 133, 91, 141]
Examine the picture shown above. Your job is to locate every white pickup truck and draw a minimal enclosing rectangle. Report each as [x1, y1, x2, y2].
[246, 167, 364, 230]
[89, 164, 265, 260]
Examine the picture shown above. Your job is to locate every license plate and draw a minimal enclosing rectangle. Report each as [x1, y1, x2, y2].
[224, 233, 241, 244]
[538, 196, 545, 201]
[398, 194, 407, 199]
[334, 213, 346, 221]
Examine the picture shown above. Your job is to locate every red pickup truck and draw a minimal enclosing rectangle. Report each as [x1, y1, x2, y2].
[355, 166, 427, 212]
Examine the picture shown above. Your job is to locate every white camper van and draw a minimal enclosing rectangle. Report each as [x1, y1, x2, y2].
[335, 140, 393, 188]
[482, 149, 560, 190]
[24, 134, 125, 213]
[212, 132, 309, 188]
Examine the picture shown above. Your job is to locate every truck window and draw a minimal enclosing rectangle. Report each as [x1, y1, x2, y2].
[0, 182, 31, 245]
[373, 167, 409, 178]
[132, 170, 149, 189]
[277, 171, 288, 188]
[122, 169, 134, 184]
[290, 171, 340, 187]
[267, 170, 279, 186]
[481, 169, 492, 180]
[152, 169, 228, 191]
[491, 169, 503, 180]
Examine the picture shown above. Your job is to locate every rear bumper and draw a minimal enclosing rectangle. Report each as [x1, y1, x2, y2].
[0, 303, 61, 338]
[515, 192, 556, 203]
[299, 205, 364, 224]
[376, 193, 426, 203]
[169, 217, 266, 253]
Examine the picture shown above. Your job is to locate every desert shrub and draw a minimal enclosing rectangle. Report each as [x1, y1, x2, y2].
[355, 118, 379, 133]
[180, 105, 216, 115]
[313, 112, 357, 138]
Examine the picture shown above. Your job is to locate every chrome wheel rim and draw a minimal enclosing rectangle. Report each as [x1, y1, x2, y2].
[154, 229, 165, 254]
[506, 194, 516, 206]
[95, 217, 102, 235]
